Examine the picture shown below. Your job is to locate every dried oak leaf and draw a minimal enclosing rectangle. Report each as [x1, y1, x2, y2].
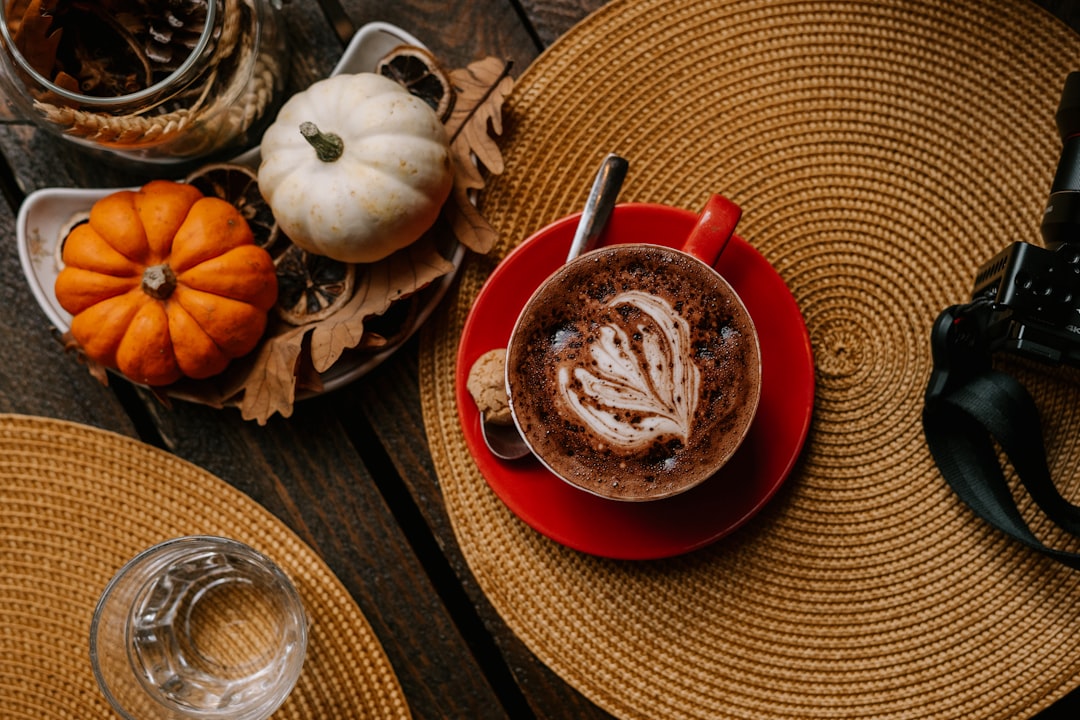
[309, 230, 454, 372]
[10, 0, 63, 80]
[231, 230, 453, 424]
[234, 323, 308, 423]
[444, 56, 514, 255]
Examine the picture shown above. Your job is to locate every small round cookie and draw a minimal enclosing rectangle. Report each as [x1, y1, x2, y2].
[467, 348, 513, 425]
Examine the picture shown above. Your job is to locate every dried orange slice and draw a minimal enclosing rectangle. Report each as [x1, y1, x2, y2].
[376, 45, 455, 121]
[54, 210, 89, 271]
[185, 163, 280, 251]
[274, 243, 356, 325]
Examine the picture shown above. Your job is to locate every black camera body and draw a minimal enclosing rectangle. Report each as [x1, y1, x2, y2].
[928, 72, 1080, 398]
[966, 240, 1080, 364]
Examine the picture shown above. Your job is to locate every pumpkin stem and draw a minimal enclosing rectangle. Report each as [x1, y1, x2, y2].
[300, 121, 344, 162]
[142, 263, 177, 300]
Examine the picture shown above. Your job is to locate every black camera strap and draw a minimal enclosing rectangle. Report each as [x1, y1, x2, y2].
[924, 303, 1080, 570]
[922, 72, 1080, 570]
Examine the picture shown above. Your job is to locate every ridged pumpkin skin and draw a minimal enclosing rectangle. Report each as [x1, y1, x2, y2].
[54, 180, 278, 386]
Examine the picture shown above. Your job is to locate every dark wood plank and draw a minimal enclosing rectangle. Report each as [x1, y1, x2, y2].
[0, 186, 135, 432]
[0, 1, 519, 717]
[137, 393, 510, 719]
[353, 340, 617, 720]
[516, 0, 601, 47]
[336, 1, 619, 717]
[329, 0, 616, 714]
[354, 0, 540, 72]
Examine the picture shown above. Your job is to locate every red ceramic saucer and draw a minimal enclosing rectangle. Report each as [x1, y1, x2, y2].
[455, 203, 815, 560]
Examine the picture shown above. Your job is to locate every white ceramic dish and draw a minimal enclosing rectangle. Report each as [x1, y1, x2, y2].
[17, 21, 465, 397]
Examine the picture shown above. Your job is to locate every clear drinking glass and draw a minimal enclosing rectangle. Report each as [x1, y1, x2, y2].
[89, 536, 307, 720]
[0, 0, 288, 164]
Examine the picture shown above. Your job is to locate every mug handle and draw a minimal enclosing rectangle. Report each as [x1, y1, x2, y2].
[681, 194, 742, 267]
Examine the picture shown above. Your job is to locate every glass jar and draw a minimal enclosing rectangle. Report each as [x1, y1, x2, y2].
[0, 0, 289, 165]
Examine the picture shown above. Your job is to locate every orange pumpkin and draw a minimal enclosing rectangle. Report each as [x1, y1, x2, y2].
[54, 180, 278, 386]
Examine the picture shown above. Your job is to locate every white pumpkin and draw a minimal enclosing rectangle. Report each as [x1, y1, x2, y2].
[258, 73, 454, 263]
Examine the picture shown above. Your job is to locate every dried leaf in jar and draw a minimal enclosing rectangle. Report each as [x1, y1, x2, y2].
[5, 0, 211, 100]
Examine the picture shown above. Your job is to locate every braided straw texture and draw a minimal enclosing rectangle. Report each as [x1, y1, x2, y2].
[420, 0, 1080, 717]
[0, 414, 410, 719]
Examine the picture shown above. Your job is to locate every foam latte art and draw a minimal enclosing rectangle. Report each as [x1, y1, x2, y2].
[557, 290, 699, 451]
[507, 243, 761, 502]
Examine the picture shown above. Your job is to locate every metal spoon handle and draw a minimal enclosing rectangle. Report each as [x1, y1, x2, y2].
[566, 153, 629, 263]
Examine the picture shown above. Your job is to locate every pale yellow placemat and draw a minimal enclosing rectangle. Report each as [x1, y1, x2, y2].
[0, 414, 410, 718]
[420, 0, 1080, 717]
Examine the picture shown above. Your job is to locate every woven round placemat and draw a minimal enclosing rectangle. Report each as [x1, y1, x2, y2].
[0, 414, 410, 719]
[420, 0, 1080, 718]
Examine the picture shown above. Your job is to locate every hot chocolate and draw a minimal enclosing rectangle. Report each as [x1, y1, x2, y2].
[507, 243, 761, 501]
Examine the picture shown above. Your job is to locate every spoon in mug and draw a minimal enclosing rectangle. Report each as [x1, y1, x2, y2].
[565, 153, 630, 262]
[479, 410, 531, 461]
[479, 153, 630, 461]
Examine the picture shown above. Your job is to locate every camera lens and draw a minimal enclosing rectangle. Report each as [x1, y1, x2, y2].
[1055, 72, 1080, 142]
[1042, 73, 1080, 250]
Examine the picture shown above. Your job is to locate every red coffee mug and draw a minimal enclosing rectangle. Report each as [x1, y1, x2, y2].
[506, 195, 762, 502]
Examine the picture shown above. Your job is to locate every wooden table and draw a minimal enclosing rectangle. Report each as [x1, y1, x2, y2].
[0, 0, 1076, 717]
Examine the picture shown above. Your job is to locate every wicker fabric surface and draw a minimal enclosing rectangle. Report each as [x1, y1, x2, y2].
[419, 0, 1080, 718]
[0, 414, 410, 719]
